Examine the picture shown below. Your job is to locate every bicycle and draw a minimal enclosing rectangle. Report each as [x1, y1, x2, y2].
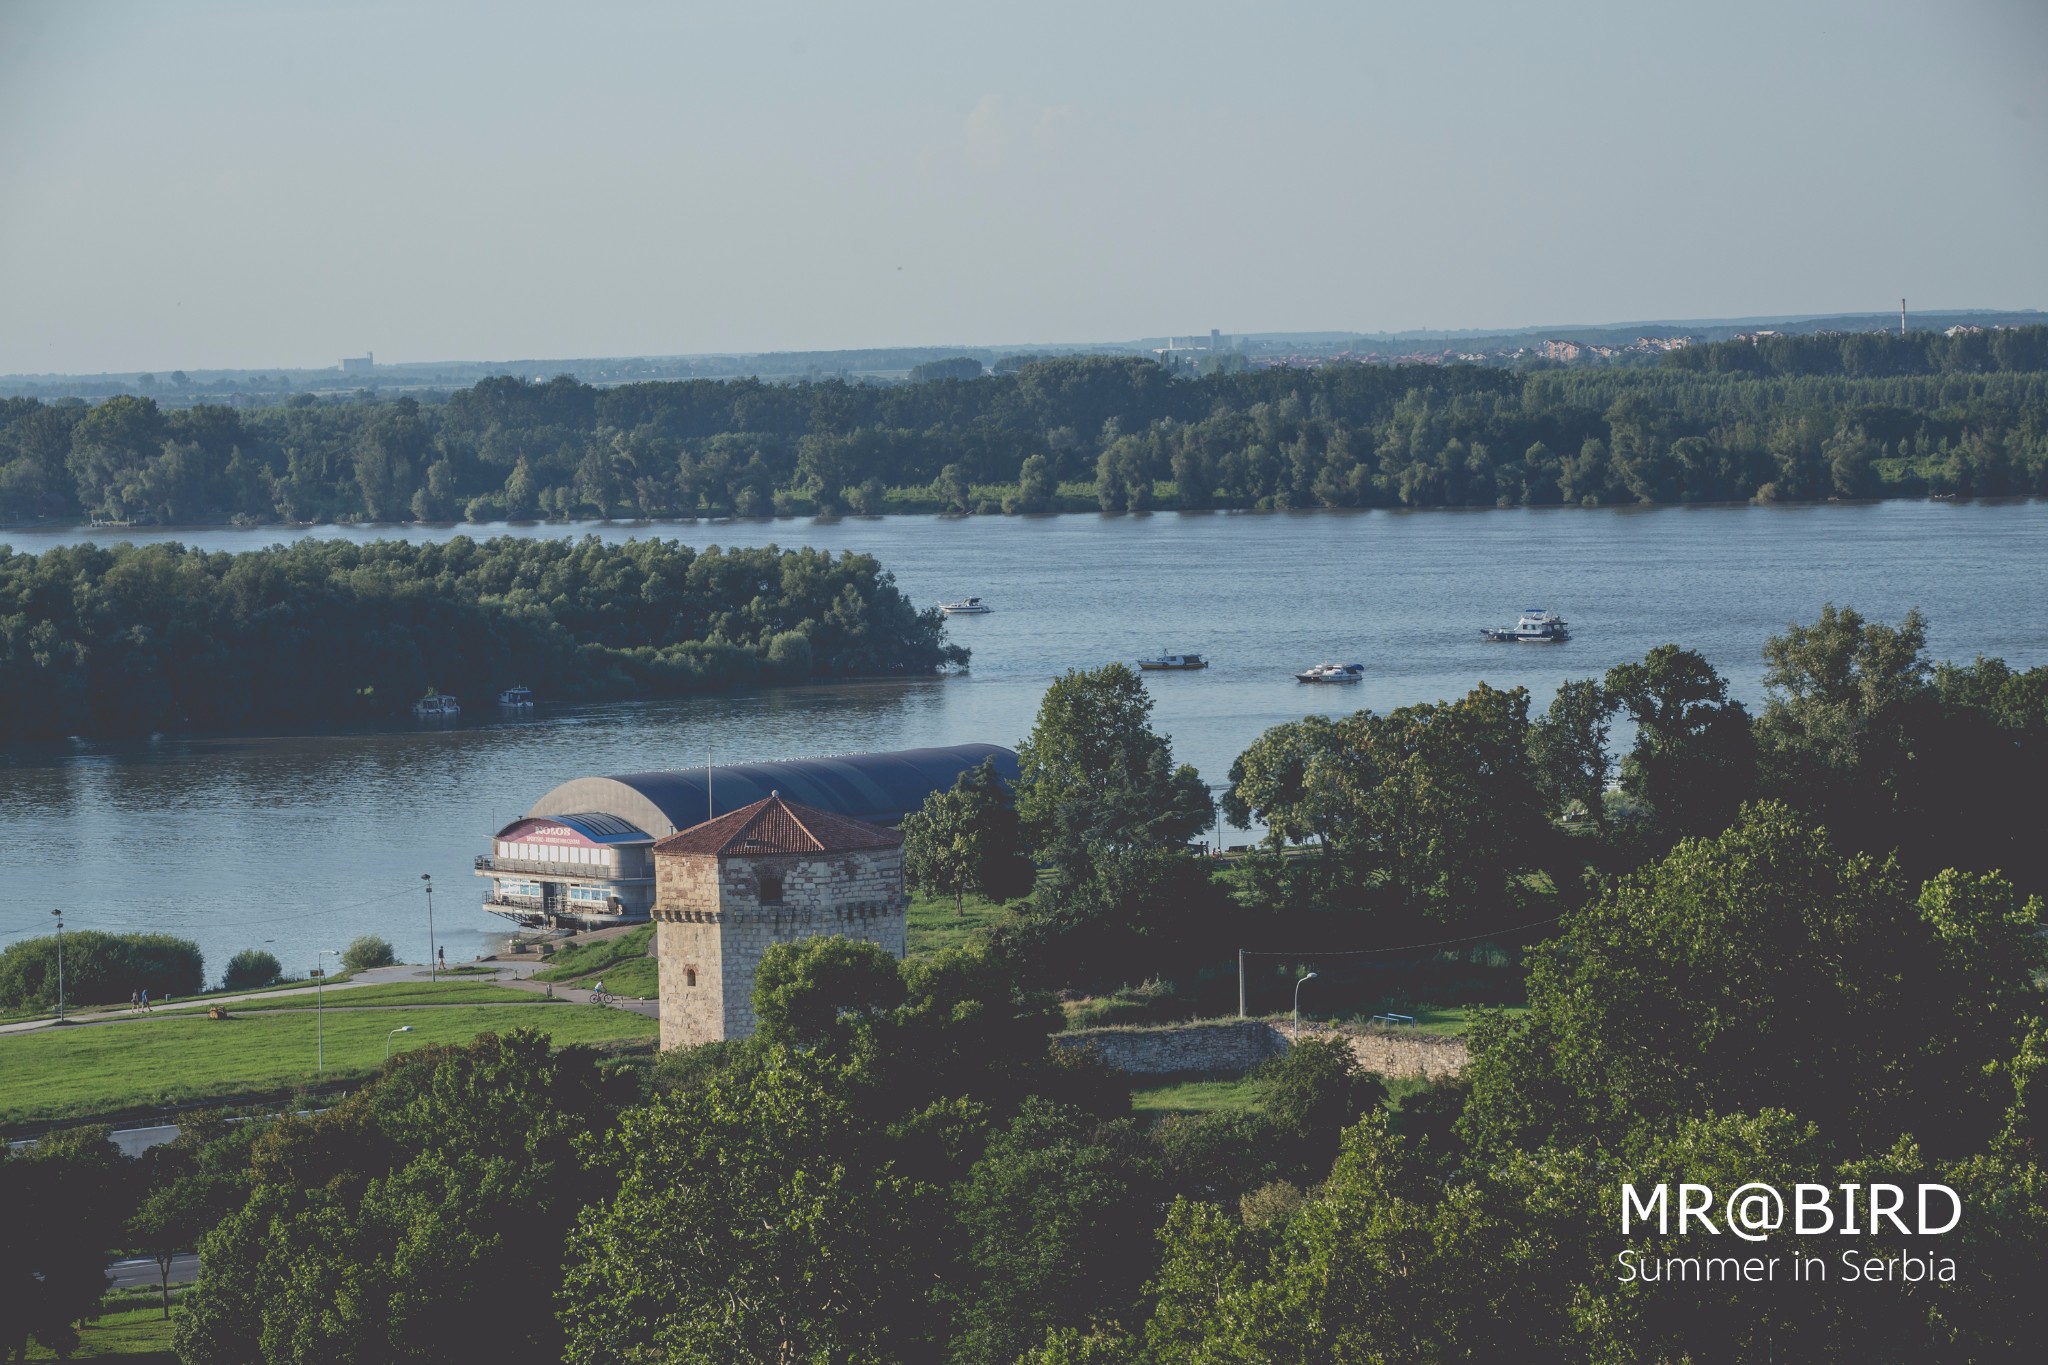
[588, 989, 613, 1006]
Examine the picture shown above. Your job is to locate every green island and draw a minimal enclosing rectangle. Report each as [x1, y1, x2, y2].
[4, 329, 2046, 530]
[4, 603, 2046, 1362]
[0, 535, 963, 740]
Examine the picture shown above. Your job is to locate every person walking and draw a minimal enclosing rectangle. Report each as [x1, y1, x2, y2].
[139, 988, 150, 1012]
[129, 989, 140, 1013]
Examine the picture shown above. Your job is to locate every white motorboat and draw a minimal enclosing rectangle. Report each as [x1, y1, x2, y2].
[412, 693, 462, 718]
[1138, 652, 1209, 671]
[939, 596, 991, 615]
[1295, 661, 1365, 684]
[1481, 609, 1570, 643]
[497, 685, 535, 708]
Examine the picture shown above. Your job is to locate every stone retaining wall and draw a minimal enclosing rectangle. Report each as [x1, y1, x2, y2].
[1056, 1017, 1469, 1081]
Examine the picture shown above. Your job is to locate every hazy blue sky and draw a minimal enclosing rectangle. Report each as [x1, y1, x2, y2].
[3, 0, 2044, 373]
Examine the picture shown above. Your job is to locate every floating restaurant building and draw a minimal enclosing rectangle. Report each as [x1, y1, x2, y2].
[476, 743, 1018, 930]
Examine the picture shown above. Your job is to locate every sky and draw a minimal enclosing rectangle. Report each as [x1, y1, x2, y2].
[1, 0, 2044, 374]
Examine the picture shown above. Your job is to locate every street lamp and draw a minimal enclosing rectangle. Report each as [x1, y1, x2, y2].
[421, 874, 436, 980]
[1293, 970, 1320, 1042]
[386, 1025, 413, 1061]
[50, 908, 65, 1022]
[314, 948, 342, 1075]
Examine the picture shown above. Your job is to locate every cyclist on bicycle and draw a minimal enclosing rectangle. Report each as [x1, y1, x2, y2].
[592, 978, 605, 1003]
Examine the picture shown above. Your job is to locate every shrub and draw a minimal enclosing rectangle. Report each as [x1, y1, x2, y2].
[221, 949, 283, 992]
[0, 931, 204, 1011]
[342, 936, 396, 973]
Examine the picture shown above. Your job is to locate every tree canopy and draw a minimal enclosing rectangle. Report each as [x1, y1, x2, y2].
[8, 337, 2047, 527]
[0, 535, 965, 739]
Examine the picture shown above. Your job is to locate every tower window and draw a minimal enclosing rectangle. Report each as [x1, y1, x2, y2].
[759, 872, 784, 904]
[685, 967, 697, 988]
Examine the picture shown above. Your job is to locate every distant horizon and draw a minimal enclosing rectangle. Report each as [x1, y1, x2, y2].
[5, 1, 2044, 375]
[5, 304, 2044, 383]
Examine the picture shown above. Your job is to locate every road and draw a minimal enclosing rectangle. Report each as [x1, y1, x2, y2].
[108, 1252, 200, 1290]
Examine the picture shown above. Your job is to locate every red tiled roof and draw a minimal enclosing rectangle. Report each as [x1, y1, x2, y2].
[652, 794, 903, 857]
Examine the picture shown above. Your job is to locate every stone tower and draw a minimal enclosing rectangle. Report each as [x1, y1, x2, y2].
[650, 793, 908, 1050]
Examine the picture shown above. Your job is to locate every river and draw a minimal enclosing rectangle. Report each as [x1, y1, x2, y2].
[3, 500, 2044, 978]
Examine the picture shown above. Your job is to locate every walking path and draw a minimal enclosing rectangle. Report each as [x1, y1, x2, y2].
[0, 959, 562, 1037]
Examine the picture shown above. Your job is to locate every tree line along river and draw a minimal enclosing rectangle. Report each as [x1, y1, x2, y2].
[2, 500, 2043, 975]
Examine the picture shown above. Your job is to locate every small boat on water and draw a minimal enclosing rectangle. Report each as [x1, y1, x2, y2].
[1296, 661, 1365, 684]
[939, 596, 991, 615]
[412, 693, 462, 719]
[1481, 609, 1570, 643]
[497, 685, 536, 708]
[1139, 652, 1209, 671]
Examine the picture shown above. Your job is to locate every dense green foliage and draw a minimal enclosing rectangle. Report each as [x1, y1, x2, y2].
[1220, 608, 2048, 971]
[903, 757, 1039, 917]
[0, 1127, 134, 1360]
[0, 535, 963, 739]
[6, 335, 2046, 527]
[0, 931, 203, 1012]
[16, 608, 2048, 1363]
[176, 1031, 629, 1365]
[339, 936, 395, 973]
[219, 949, 282, 992]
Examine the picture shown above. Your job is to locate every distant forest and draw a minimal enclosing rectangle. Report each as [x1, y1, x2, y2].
[3, 326, 2045, 527]
[0, 537, 964, 740]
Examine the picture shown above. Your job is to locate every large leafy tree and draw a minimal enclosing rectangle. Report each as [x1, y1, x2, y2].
[1014, 664, 1213, 875]
[1222, 713, 1347, 851]
[1525, 677, 1614, 826]
[902, 756, 1036, 916]
[175, 1030, 624, 1365]
[0, 1127, 133, 1362]
[1603, 643, 1757, 841]
[562, 1047, 950, 1365]
[1756, 603, 1930, 834]
[1460, 802, 2046, 1162]
[948, 1099, 1165, 1365]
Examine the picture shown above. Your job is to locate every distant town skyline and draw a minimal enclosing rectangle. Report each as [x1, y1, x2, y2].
[2, 0, 2044, 374]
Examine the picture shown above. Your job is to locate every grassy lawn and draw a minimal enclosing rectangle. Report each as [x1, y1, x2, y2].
[907, 887, 1013, 958]
[4, 972, 367, 1026]
[1131, 1072, 1438, 1121]
[0, 1003, 655, 1128]
[1361, 1002, 1530, 1036]
[534, 924, 655, 982]
[1129, 1075, 1263, 1116]
[24, 1304, 177, 1361]
[161, 982, 542, 1013]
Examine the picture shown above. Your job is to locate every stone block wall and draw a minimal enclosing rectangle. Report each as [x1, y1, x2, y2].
[1055, 1018, 1470, 1081]
[1053, 1020, 1288, 1075]
[654, 845, 908, 1050]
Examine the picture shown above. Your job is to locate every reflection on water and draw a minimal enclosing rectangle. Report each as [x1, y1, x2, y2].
[4, 501, 2045, 977]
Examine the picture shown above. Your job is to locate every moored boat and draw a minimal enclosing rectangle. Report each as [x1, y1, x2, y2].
[1481, 609, 1569, 643]
[939, 596, 991, 615]
[412, 693, 462, 718]
[1138, 652, 1209, 671]
[1295, 661, 1365, 684]
[497, 685, 535, 708]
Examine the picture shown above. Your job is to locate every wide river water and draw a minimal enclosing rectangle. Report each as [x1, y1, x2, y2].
[4, 500, 2045, 979]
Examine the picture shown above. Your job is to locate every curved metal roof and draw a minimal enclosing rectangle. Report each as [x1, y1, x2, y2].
[524, 742, 1019, 837]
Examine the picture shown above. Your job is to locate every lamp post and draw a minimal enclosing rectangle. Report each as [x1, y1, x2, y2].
[315, 948, 341, 1075]
[421, 874, 435, 980]
[1292, 970, 1319, 1042]
[50, 908, 65, 1022]
[386, 1025, 413, 1062]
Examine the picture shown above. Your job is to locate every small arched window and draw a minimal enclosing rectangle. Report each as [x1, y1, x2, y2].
[759, 872, 784, 904]
[685, 967, 697, 988]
